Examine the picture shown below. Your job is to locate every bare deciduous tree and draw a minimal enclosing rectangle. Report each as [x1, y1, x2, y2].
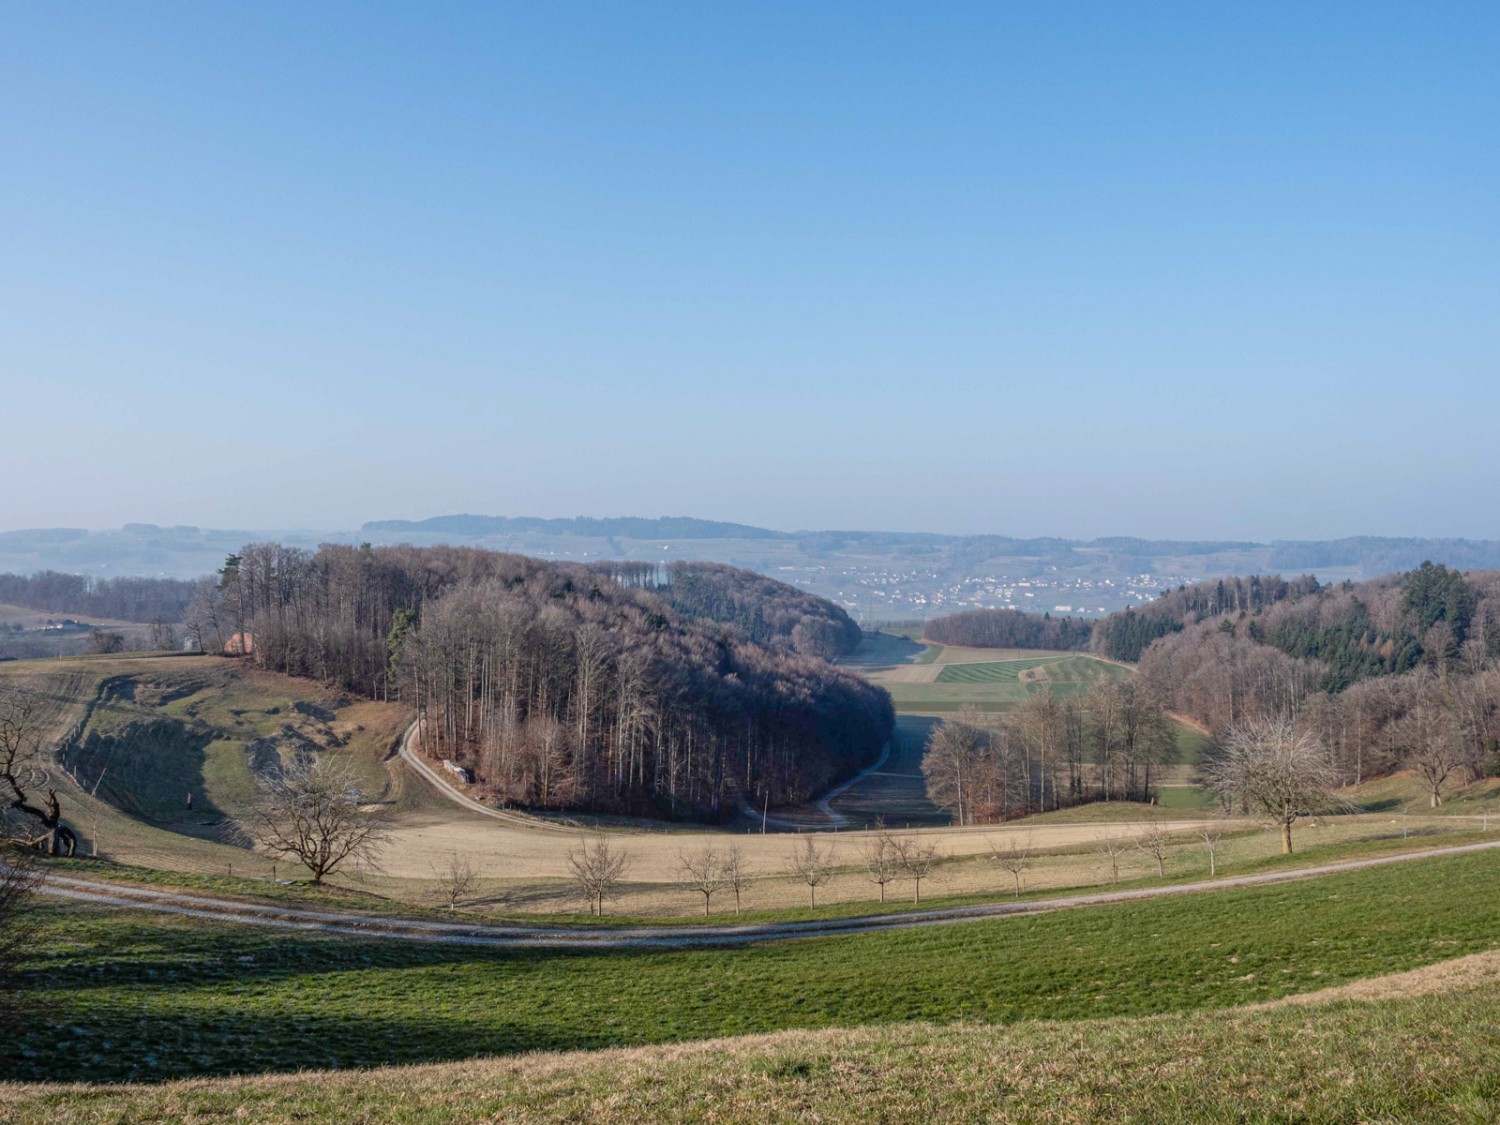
[1201, 716, 1344, 854]
[245, 755, 390, 884]
[86, 630, 125, 655]
[1197, 821, 1226, 877]
[678, 845, 728, 917]
[1134, 822, 1171, 878]
[922, 710, 984, 826]
[1397, 699, 1465, 808]
[989, 834, 1031, 898]
[722, 845, 750, 915]
[566, 836, 631, 916]
[784, 836, 834, 907]
[892, 835, 938, 903]
[860, 831, 900, 903]
[1095, 834, 1130, 885]
[430, 850, 478, 912]
[148, 617, 177, 651]
[0, 688, 76, 856]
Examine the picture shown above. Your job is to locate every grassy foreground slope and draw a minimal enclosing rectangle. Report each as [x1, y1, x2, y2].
[8, 980, 1499, 1123]
[6, 850, 1500, 1084]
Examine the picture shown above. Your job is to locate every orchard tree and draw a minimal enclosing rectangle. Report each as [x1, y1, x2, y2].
[1202, 716, 1343, 854]
[784, 836, 834, 907]
[566, 836, 631, 916]
[246, 756, 390, 884]
[677, 845, 728, 917]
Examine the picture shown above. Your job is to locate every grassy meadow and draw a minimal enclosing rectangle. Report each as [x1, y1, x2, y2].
[6, 848, 1500, 1085]
[8, 979, 1499, 1123]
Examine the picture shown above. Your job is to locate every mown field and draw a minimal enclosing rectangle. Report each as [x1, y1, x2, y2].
[5, 849, 1500, 1084]
[860, 647, 1133, 715]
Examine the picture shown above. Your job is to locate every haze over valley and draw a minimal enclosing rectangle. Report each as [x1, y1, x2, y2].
[4, 3, 1499, 1121]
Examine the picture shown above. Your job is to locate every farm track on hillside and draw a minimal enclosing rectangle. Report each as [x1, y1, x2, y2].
[30, 839, 1500, 950]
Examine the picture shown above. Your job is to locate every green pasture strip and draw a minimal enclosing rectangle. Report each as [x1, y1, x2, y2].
[7, 848, 1500, 1083]
[6, 988, 1499, 1124]
[935, 657, 1070, 684]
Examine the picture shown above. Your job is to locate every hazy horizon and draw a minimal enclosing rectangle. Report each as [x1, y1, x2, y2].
[4, 4, 1497, 540]
[4, 511, 1500, 548]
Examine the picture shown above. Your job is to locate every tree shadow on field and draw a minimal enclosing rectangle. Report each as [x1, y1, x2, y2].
[19, 912, 620, 999]
[840, 631, 928, 667]
[5, 1005, 624, 1084]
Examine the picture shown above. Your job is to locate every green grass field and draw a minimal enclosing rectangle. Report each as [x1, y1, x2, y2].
[881, 652, 1133, 714]
[933, 655, 1072, 683]
[7, 849, 1500, 1084]
[7, 985, 1498, 1123]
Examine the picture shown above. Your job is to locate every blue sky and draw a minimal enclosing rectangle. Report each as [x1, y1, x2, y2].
[2, 3, 1496, 539]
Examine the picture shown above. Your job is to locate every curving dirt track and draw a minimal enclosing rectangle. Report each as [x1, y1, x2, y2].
[31, 839, 1500, 949]
[383, 721, 1232, 881]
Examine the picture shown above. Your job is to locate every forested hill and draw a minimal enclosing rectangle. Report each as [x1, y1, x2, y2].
[194, 544, 892, 820]
[588, 561, 862, 659]
[925, 565, 1500, 796]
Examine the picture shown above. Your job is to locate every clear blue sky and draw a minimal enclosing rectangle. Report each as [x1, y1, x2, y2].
[3, 3, 1496, 539]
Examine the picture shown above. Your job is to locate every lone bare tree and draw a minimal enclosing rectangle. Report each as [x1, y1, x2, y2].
[246, 756, 390, 885]
[784, 836, 834, 907]
[721, 845, 751, 915]
[860, 831, 900, 903]
[1197, 821, 1226, 877]
[1397, 700, 1465, 808]
[566, 836, 631, 916]
[430, 851, 479, 912]
[989, 834, 1031, 898]
[892, 835, 938, 903]
[1135, 822, 1171, 878]
[1095, 834, 1130, 885]
[678, 845, 728, 917]
[0, 687, 76, 856]
[1202, 716, 1343, 854]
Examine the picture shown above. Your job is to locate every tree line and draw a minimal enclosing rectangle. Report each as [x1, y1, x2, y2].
[922, 607, 1093, 651]
[1132, 564, 1500, 800]
[0, 571, 198, 623]
[921, 679, 1177, 823]
[190, 543, 893, 820]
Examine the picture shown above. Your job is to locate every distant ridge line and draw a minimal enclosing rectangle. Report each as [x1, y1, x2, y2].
[359, 515, 790, 540]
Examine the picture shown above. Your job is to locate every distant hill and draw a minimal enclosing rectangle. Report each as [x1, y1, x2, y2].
[362, 515, 789, 540]
[8, 517, 1500, 622]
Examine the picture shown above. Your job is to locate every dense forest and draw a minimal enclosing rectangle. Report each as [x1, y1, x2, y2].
[0, 571, 198, 623]
[1131, 564, 1500, 790]
[921, 563, 1500, 802]
[189, 544, 892, 819]
[922, 607, 1092, 651]
[573, 561, 862, 658]
[655, 562, 862, 659]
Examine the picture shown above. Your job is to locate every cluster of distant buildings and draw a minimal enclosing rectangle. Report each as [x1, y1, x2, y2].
[773, 565, 1191, 621]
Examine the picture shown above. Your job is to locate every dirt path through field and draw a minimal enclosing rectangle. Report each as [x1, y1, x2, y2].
[32, 838, 1500, 949]
[387, 723, 1230, 879]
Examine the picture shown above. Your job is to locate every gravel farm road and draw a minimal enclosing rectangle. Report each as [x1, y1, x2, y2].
[32, 838, 1500, 950]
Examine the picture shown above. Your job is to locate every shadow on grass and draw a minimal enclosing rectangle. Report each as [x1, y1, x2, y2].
[5, 1006, 619, 1084]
